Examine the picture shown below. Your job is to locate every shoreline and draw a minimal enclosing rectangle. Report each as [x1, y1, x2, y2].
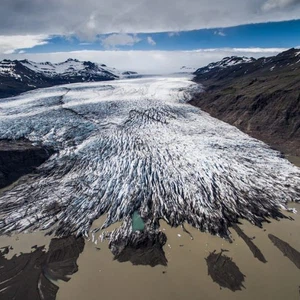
[1, 185, 300, 300]
[0, 76, 299, 299]
[285, 155, 300, 167]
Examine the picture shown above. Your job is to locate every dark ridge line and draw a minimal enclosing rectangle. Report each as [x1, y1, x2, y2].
[182, 224, 194, 240]
[268, 234, 300, 269]
[232, 223, 267, 263]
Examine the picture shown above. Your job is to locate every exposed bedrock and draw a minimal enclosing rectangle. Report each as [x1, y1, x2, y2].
[191, 48, 300, 157]
[190, 89, 300, 157]
[0, 139, 54, 189]
[0, 235, 84, 300]
[0, 78, 299, 242]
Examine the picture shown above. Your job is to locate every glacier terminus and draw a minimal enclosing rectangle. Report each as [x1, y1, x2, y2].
[0, 75, 299, 253]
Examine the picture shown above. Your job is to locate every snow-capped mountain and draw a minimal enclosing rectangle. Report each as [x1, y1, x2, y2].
[194, 56, 256, 75]
[191, 48, 300, 157]
[194, 48, 300, 80]
[20, 59, 120, 79]
[0, 58, 138, 98]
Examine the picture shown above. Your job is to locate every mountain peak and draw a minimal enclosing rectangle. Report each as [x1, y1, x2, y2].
[0, 58, 137, 99]
[194, 48, 300, 80]
[276, 48, 300, 58]
[194, 55, 256, 76]
[65, 58, 80, 63]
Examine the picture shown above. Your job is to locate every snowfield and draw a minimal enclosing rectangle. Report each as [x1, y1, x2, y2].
[0, 76, 299, 242]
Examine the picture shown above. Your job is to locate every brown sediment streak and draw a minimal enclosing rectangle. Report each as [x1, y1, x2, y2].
[232, 223, 267, 263]
[182, 224, 194, 240]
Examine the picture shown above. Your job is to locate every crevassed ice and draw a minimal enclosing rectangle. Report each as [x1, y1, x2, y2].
[0, 76, 299, 239]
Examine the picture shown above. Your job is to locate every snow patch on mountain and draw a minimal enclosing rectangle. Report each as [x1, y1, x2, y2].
[195, 56, 256, 74]
[0, 58, 138, 83]
[0, 58, 140, 99]
[20, 59, 120, 79]
[0, 61, 21, 79]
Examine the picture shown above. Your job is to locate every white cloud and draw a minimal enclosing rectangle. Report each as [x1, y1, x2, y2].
[147, 36, 156, 46]
[101, 33, 141, 48]
[214, 30, 226, 36]
[1, 48, 286, 74]
[0, 35, 49, 54]
[196, 47, 287, 53]
[87, 14, 97, 30]
[168, 32, 180, 37]
[262, 0, 299, 11]
[0, 1, 299, 39]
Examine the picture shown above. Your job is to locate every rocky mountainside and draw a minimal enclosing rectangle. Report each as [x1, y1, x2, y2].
[195, 56, 255, 76]
[190, 48, 300, 156]
[0, 139, 54, 189]
[0, 58, 137, 99]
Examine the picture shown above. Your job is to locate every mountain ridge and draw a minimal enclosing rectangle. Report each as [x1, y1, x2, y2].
[0, 58, 138, 99]
[190, 48, 300, 156]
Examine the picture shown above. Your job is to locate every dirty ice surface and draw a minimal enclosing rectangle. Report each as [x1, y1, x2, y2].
[0, 76, 299, 243]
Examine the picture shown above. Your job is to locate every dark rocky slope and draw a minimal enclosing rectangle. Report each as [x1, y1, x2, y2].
[190, 48, 300, 156]
[0, 139, 54, 189]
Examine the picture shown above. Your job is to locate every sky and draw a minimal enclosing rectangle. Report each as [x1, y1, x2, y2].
[0, 0, 300, 73]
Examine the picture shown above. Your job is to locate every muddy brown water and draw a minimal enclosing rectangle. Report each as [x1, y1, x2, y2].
[287, 156, 300, 168]
[0, 157, 300, 300]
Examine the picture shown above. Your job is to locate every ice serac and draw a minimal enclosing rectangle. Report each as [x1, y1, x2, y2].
[0, 76, 299, 243]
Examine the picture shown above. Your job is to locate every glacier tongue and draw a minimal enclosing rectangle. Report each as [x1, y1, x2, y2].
[0, 76, 299, 242]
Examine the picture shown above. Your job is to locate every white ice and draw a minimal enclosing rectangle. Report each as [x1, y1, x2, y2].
[0, 76, 299, 238]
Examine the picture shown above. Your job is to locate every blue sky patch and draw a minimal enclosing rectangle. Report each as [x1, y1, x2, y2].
[20, 19, 300, 54]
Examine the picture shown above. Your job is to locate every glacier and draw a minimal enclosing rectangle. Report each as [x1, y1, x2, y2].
[0, 76, 299, 246]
